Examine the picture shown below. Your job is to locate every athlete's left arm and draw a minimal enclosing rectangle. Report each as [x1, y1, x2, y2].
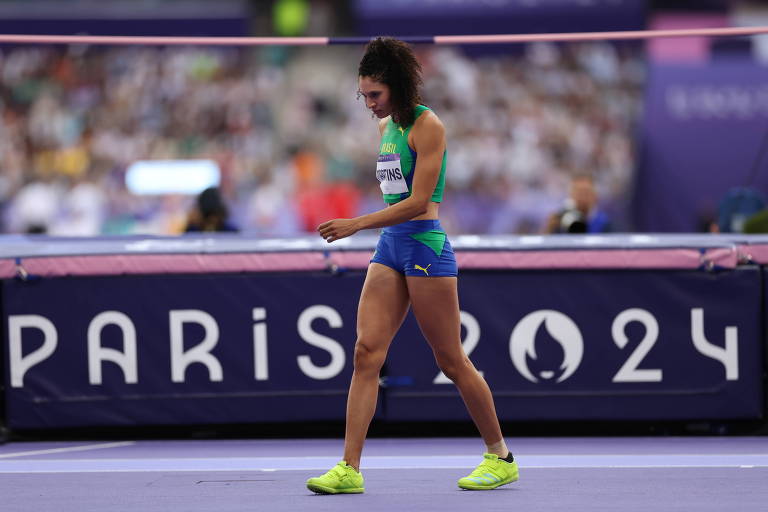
[318, 113, 445, 242]
[407, 112, 445, 209]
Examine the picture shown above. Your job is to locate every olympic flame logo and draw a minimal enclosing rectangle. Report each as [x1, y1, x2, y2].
[509, 310, 584, 383]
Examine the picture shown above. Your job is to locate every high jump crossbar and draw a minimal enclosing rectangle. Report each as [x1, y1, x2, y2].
[0, 26, 767, 46]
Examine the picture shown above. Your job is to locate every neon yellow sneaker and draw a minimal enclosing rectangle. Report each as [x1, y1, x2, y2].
[306, 461, 364, 494]
[457, 453, 519, 490]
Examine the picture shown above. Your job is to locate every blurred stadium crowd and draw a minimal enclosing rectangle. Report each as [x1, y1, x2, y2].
[0, 41, 643, 236]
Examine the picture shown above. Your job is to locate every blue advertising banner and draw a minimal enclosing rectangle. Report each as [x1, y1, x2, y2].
[3, 273, 367, 428]
[386, 268, 763, 421]
[633, 61, 768, 232]
[2, 267, 763, 428]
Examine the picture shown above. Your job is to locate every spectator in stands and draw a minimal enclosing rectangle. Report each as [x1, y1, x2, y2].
[716, 187, 766, 233]
[184, 187, 238, 233]
[7, 174, 63, 234]
[545, 174, 612, 234]
[0, 43, 641, 236]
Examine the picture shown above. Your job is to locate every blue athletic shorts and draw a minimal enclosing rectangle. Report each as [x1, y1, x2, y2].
[370, 219, 458, 277]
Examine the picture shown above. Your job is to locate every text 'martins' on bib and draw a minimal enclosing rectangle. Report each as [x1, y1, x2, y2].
[377, 153, 408, 195]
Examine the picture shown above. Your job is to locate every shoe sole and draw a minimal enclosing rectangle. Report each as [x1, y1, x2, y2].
[457, 476, 518, 491]
[307, 483, 364, 494]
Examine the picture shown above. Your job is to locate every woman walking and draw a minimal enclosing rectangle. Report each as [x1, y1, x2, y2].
[308, 37, 518, 494]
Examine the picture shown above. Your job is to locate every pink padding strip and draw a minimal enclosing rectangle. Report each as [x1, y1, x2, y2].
[706, 247, 740, 268]
[457, 249, 736, 270]
[2, 253, 328, 278]
[1, 247, 739, 279]
[738, 244, 768, 264]
[327, 251, 374, 269]
[326, 249, 740, 271]
[0, 259, 15, 278]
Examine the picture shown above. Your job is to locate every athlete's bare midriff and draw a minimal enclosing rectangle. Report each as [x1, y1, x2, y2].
[386, 201, 440, 221]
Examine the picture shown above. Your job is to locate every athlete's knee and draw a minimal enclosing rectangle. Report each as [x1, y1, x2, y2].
[353, 338, 387, 373]
[435, 354, 474, 383]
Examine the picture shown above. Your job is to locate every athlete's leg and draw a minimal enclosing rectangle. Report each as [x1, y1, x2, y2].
[343, 263, 410, 470]
[406, 275, 509, 457]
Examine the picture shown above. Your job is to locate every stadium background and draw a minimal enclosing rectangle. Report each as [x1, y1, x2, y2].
[1, 0, 767, 440]
[3, 0, 767, 238]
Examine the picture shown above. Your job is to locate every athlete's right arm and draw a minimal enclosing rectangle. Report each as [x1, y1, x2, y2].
[317, 115, 438, 242]
[318, 114, 443, 243]
[352, 112, 444, 230]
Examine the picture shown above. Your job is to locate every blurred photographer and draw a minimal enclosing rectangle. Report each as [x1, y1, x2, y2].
[184, 187, 239, 233]
[545, 175, 611, 234]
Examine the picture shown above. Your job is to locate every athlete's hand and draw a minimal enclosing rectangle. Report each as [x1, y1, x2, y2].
[318, 218, 360, 243]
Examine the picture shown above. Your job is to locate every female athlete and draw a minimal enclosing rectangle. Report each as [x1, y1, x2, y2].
[307, 37, 518, 494]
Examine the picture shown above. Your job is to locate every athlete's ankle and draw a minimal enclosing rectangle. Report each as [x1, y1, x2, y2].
[485, 439, 509, 459]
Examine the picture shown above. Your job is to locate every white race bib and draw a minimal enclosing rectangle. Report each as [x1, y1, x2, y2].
[376, 153, 408, 195]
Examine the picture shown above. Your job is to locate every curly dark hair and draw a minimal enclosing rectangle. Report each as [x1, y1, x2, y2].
[358, 37, 423, 128]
